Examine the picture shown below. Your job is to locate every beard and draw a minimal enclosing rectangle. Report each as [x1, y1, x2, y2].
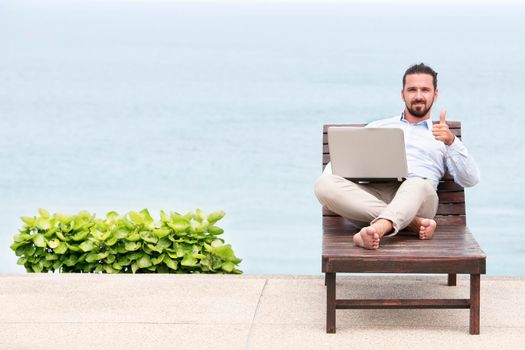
[405, 99, 434, 118]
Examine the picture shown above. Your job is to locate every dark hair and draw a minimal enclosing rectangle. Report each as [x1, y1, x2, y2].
[403, 63, 438, 89]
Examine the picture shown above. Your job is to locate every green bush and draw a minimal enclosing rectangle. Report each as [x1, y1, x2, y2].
[11, 208, 242, 274]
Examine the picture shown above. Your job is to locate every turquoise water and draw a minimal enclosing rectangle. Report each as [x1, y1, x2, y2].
[1, 1, 524, 275]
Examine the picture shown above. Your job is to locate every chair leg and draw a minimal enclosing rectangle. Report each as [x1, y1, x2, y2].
[448, 273, 457, 286]
[470, 274, 480, 335]
[326, 272, 336, 333]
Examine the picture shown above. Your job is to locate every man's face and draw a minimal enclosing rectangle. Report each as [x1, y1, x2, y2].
[402, 74, 438, 118]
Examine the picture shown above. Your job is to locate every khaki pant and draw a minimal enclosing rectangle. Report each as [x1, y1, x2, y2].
[314, 175, 438, 236]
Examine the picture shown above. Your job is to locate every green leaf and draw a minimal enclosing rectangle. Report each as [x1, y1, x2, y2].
[21, 216, 36, 226]
[211, 239, 224, 248]
[131, 262, 139, 273]
[163, 256, 178, 270]
[71, 230, 89, 241]
[139, 209, 154, 223]
[167, 221, 190, 233]
[86, 253, 100, 263]
[33, 234, 46, 248]
[32, 261, 44, 273]
[207, 210, 225, 224]
[13, 233, 32, 243]
[106, 211, 119, 220]
[117, 256, 131, 266]
[79, 241, 95, 252]
[128, 211, 144, 225]
[195, 208, 207, 223]
[157, 237, 172, 249]
[114, 227, 130, 239]
[105, 236, 118, 246]
[38, 208, 51, 218]
[66, 242, 81, 252]
[140, 231, 158, 244]
[210, 244, 236, 261]
[181, 254, 198, 267]
[151, 254, 165, 265]
[146, 243, 163, 253]
[124, 241, 141, 251]
[55, 230, 66, 241]
[54, 242, 68, 255]
[160, 210, 169, 222]
[16, 244, 37, 257]
[207, 225, 224, 235]
[152, 228, 170, 239]
[55, 213, 72, 225]
[52, 260, 63, 270]
[137, 255, 152, 269]
[127, 252, 142, 261]
[221, 262, 235, 273]
[126, 232, 140, 242]
[77, 210, 92, 219]
[35, 218, 51, 231]
[47, 239, 60, 249]
[191, 221, 207, 233]
[104, 265, 116, 273]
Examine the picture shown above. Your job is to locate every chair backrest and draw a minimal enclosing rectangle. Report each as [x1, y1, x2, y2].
[322, 121, 466, 225]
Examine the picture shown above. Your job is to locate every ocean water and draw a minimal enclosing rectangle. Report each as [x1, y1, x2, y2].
[1, 0, 524, 275]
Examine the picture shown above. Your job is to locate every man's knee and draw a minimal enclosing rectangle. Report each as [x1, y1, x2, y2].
[403, 177, 439, 216]
[403, 177, 435, 196]
[314, 174, 332, 203]
[314, 174, 340, 204]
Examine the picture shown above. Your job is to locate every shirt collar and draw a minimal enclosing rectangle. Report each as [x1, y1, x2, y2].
[400, 112, 432, 129]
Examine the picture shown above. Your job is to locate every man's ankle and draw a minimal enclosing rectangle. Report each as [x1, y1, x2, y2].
[372, 219, 394, 237]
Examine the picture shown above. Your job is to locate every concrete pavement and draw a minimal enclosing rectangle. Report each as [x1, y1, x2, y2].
[0, 274, 524, 349]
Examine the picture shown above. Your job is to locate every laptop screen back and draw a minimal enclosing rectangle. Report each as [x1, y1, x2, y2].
[327, 127, 408, 182]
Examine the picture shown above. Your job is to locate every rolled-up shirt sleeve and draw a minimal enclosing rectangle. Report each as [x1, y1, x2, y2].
[323, 161, 332, 175]
[444, 137, 480, 188]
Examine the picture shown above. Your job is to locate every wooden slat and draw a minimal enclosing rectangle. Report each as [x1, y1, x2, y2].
[435, 215, 466, 225]
[322, 154, 463, 169]
[321, 225, 485, 273]
[322, 202, 464, 217]
[438, 191, 465, 203]
[336, 298, 470, 309]
[322, 121, 461, 133]
[320, 211, 466, 225]
[437, 181, 464, 192]
[323, 127, 462, 144]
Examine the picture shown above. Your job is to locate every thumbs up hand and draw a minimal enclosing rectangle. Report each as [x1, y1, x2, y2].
[432, 109, 455, 145]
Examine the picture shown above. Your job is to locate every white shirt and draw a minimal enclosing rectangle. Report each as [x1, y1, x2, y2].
[324, 114, 480, 190]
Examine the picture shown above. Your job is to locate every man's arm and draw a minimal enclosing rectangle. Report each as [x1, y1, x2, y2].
[433, 110, 480, 187]
[444, 138, 480, 187]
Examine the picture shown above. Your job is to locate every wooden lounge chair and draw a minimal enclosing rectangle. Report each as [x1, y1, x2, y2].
[321, 121, 486, 334]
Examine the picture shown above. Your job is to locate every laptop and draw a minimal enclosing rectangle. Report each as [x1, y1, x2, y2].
[327, 127, 408, 182]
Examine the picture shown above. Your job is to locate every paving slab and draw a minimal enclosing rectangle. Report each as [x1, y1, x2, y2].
[0, 323, 250, 350]
[1, 274, 524, 350]
[0, 274, 265, 324]
[246, 324, 525, 350]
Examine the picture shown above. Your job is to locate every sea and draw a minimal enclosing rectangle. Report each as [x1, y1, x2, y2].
[1, 0, 524, 275]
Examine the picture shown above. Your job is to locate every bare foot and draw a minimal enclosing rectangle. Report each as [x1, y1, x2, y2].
[408, 217, 437, 240]
[353, 227, 380, 249]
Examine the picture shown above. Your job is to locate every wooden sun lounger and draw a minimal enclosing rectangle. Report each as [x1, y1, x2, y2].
[321, 121, 486, 334]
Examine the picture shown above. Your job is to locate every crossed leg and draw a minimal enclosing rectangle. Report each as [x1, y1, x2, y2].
[315, 174, 439, 250]
[407, 216, 437, 240]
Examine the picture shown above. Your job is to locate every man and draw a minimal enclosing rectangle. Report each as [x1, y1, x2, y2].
[314, 63, 479, 250]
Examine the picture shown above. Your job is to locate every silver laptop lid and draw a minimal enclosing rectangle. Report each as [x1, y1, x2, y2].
[327, 127, 408, 182]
